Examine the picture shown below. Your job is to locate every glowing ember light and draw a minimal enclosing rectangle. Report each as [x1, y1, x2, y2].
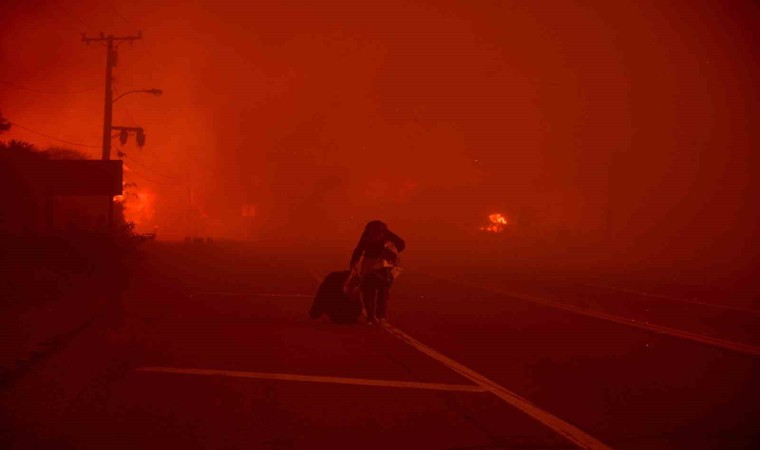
[115, 185, 155, 226]
[489, 213, 507, 225]
[480, 213, 508, 233]
[127, 188, 156, 225]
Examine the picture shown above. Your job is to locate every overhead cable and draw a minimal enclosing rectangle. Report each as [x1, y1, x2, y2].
[8, 121, 101, 148]
[0, 80, 97, 95]
[124, 155, 181, 180]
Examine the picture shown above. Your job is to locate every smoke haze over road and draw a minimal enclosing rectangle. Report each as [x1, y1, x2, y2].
[2, 0, 757, 278]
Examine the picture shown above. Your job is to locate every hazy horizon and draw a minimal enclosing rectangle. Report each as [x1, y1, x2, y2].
[2, 0, 757, 274]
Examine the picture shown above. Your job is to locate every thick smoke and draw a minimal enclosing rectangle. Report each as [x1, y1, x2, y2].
[1, 0, 757, 278]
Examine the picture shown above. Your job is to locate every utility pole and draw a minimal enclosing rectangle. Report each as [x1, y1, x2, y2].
[83, 32, 141, 230]
[82, 32, 142, 161]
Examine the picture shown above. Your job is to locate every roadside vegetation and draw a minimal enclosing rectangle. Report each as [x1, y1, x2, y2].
[0, 110, 145, 383]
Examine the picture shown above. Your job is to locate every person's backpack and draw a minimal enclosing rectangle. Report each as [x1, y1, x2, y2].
[310, 271, 362, 324]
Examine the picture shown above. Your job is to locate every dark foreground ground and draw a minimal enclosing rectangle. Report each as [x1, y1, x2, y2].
[1, 242, 758, 449]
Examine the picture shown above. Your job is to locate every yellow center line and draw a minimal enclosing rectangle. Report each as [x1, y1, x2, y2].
[382, 323, 613, 450]
[135, 366, 487, 393]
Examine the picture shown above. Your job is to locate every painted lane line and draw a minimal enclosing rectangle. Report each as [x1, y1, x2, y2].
[307, 269, 323, 283]
[572, 282, 760, 315]
[193, 292, 308, 298]
[135, 367, 487, 393]
[431, 274, 760, 357]
[472, 286, 760, 357]
[382, 323, 611, 450]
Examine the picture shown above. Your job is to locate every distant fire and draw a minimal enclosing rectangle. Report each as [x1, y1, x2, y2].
[114, 185, 156, 226]
[481, 213, 508, 233]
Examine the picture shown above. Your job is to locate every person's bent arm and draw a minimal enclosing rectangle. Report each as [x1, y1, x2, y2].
[388, 232, 405, 253]
[350, 239, 365, 268]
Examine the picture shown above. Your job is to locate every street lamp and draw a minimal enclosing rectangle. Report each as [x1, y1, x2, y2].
[113, 88, 163, 104]
[102, 87, 162, 229]
[105, 87, 162, 160]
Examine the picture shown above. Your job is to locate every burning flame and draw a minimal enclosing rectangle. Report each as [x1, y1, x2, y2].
[481, 213, 508, 233]
[115, 164, 157, 230]
[115, 186, 156, 226]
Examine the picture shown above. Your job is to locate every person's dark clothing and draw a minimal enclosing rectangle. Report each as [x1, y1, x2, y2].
[350, 230, 406, 268]
[350, 227, 405, 322]
[361, 268, 393, 321]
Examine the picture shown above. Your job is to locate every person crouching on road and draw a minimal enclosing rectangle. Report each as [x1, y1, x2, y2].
[349, 220, 405, 325]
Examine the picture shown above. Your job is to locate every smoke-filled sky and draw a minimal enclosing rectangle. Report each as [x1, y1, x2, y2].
[1, 0, 757, 269]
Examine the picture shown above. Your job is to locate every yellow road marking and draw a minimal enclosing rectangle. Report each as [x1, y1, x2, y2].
[135, 367, 487, 393]
[382, 323, 612, 450]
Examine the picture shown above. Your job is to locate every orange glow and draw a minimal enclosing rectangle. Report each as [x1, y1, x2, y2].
[0, 0, 755, 258]
[481, 213, 508, 233]
[115, 184, 156, 226]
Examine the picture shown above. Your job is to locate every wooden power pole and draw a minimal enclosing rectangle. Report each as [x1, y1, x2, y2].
[82, 32, 142, 161]
[82, 32, 142, 229]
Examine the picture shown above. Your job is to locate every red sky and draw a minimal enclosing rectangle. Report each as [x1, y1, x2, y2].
[1, 0, 757, 270]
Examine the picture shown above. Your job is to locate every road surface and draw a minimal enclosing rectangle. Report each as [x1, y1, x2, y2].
[2, 242, 757, 449]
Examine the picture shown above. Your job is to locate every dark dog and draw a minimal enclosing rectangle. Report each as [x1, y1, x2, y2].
[309, 271, 362, 324]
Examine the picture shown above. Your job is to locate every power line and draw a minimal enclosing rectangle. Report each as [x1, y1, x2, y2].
[0, 79, 97, 95]
[49, 0, 95, 32]
[82, 31, 142, 161]
[104, 4, 161, 80]
[109, 2, 132, 27]
[123, 166, 170, 185]
[123, 155, 180, 180]
[7, 122, 101, 148]
[141, 149, 175, 173]
[112, 81, 140, 127]
[29, 6, 86, 35]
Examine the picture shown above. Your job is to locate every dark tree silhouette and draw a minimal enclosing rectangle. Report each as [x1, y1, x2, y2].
[0, 110, 10, 134]
[43, 146, 88, 160]
[0, 140, 47, 234]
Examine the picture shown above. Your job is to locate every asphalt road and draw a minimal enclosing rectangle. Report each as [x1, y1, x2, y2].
[1, 242, 757, 449]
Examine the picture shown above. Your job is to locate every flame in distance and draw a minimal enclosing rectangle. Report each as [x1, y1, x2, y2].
[114, 185, 156, 227]
[481, 213, 508, 233]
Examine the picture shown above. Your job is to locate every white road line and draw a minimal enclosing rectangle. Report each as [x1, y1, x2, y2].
[468, 285, 760, 357]
[382, 323, 612, 450]
[572, 281, 760, 315]
[193, 292, 308, 298]
[307, 269, 323, 283]
[135, 367, 486, 393]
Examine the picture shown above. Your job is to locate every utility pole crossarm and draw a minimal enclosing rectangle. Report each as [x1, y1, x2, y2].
[83, 32, 142, 161]
[82, 32, 142, 44]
